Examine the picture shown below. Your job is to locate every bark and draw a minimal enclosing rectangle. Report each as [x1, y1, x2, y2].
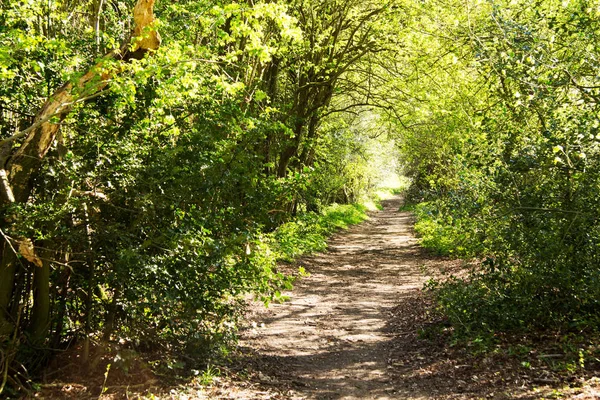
[81, 202, 95, 365]
[0, 0, 160, 338]
[262, 59, 279, 176]
[277, 82, 334, 178]
[298, 114, 320, 167]
[28, 258, 50, 343]
[93, 0, 105, 54]
[277, 119, 305, 178]
[51, 264, 71, 348]
[102, 287, 120, 342]
[0, 252, 17, 336]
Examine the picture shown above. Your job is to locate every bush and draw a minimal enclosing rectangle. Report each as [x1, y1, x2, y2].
[271, 203, 369, 262]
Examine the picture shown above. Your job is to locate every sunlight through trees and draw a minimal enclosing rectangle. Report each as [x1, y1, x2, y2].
[1, 0, 599, 395]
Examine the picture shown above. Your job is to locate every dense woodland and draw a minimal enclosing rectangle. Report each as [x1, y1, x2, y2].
[0, 0, 599, 395]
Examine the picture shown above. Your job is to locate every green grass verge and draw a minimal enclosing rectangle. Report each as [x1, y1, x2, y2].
[270, 203, 369, 262]
[268, 181, 409, 262]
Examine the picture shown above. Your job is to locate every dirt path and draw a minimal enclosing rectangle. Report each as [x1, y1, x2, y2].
[235, 196, 432, 399]
[201, 196, 600, 400]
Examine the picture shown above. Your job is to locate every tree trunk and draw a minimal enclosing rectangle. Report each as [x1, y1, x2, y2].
[262, 59, 279, 176]
[51, 263, 71, 348]
[0, 251, 17, 336]
[28, 258, 50, 343]
[102, 287, 121, 342]
[82, 202, 95, 365]
[277, 118, 305, 178]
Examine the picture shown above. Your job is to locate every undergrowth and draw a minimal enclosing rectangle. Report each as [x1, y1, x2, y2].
[267, 183, 406, 265]
[410, 196, 600, 377]
[31, 195, 382, 399]
[412, 201, 488, 258]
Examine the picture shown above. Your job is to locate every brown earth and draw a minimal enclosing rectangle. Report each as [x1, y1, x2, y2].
[237, 195, 437, 400]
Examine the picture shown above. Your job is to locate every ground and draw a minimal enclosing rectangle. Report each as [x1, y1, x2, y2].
[200, 196, 600, 400]
[37, 196, 600, 399]
[238, 195, 428, 399]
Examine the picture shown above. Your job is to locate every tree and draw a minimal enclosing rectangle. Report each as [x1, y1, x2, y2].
[0, 0, 159, 350]
[0, 0, 403, 393]
[394, 0, 600, 334]
[265, 0, 396, 178]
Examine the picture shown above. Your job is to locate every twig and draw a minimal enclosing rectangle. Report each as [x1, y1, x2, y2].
[39, 363, 77, 378]
[513, 207, 585, 215]
[538, 354, 564, 359]
[99, 363, 111, 399]
[105, 382, 158, 390]
[0, 304, 23, 395]
[0, 350, 7, 395]
[533, 378, 560, 384]
[0, 228, 27, 271]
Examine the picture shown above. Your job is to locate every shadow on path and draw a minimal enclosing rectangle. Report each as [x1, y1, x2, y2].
[232, 197, 542, 399]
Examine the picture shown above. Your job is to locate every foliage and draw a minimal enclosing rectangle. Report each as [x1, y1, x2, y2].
[397, 0, 600, 340]
[413, 199, 490, 258]
[271, 203, 369, 262]
[8, 0, 600, 392]
[0, 0, 401, 393]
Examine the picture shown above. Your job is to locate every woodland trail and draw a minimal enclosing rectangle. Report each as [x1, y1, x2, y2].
[240, 195, 425, 399]
[219, 195, 440, 399]
[199, 196, 599, 400]
[40, 195, 597, 399]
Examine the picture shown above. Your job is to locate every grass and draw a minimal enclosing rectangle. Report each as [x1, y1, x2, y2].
[270, 203, 370, 262]
[364, 175, 411, 211]
[36, 184, 409, 399]
[270, 178, 409, 262]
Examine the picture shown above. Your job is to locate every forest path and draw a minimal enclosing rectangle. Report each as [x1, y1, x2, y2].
[229, 195, 434, 399]
[199, 197, 584, 400]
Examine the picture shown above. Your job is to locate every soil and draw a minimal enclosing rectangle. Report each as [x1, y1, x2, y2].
[237, 195, 437, 399]
[36, 195, 600, 399]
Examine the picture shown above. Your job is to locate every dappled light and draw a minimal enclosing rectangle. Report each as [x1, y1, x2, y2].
[239, 197, 429, 399]
[1, 0, 599, 398]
